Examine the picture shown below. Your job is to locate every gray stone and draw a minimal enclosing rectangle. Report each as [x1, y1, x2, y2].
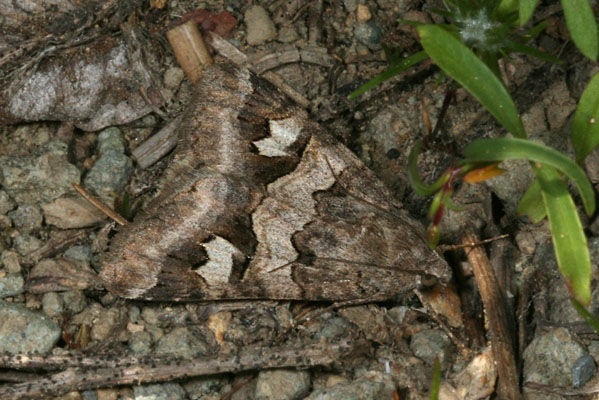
[0, 190, 16, 214]
[61, 290, 87, 314]
[245, 5, 277, 45]
[1, 250, 21, 273]
[97, 127, 126, 155]
[353, 20, 383, 50]
[90, 307, 121, 342]
[305, 371, 395, 400]
[0, 140, 81, 205]
[133, 383, 186, 400]
[42, 196, 106, 229]
[316, 316, 354, 340]
[0, 300, 61, 354]
[42, 292, 64, 317]
[0, 272, 24, 298]
[84, 152, 133, 202]
[572, 354, 596, 387]
[342, 0, 359, 12]
[164, 67, 185, 90]
[8, 204, 43, 233]
[523, 327, 587, 387]
[155, 327, 209, 359]
[255, 369, 311, 400]
[129, 331, 152, 355]
[410, 329, 453, 365]
[278, 26, 299, 43]
[63, 245, 93, 264]
[12, 233, 42, 256]
[184, 375, 229, 400]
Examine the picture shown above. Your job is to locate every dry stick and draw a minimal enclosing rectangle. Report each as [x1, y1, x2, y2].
[132, 115, 182, 169]
[0, 341, 359, 400]
[72, 184, 128, 226]
[166, 20, 213, 84]
[461, 228, 520, 400]
[205, 31, 310, 108]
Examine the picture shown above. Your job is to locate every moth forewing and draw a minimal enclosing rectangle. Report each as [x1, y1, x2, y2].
[100, 62, 450, 301]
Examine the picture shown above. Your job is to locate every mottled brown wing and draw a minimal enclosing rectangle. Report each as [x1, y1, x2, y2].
[100, 63, 450, 301]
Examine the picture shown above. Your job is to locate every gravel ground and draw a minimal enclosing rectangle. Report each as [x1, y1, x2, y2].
[1, 1, 599, 399]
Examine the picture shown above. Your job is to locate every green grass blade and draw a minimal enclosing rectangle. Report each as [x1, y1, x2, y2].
[517, 179, 547, 222]
[347, 51, 429, 99]
[464, 138, 596, 215]
[417, 25, 527, 138]
[504, 40, 561, 64]
[519, 0, 540, 25]
[561, 0, 599, 60]
[429, 357, 441, 400]
[534, 164, 591, 306]
[408, 141, 449, 195]
[571, 298, 599, 333]
[572, 73, 599, 163]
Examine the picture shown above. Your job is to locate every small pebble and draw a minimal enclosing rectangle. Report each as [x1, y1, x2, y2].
[0, 272, 24, 298]
[410, 329, 453, 365]
[8, 204, 43, 233]
[255, 369, 311, 400]
[353, 20, 383, 50]
[0, 190, 16, 214]
[133, 383, 186, 400]
[155, 327, 210, 359]
[245, 5, 277, 45]
[0, 300, 61, 354]
[572, 354, 596, 387]
[0, 140, 80, 205]
[42, 292, 64, 318]
[1, 250, 21, 273]
[356, 4, 372, 23]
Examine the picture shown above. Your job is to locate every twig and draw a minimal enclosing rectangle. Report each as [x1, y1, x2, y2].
[72, 184, 128, 226]
[204, 32, 310, 108]
[132, 115, 182, 169]
[0, 340, 360, 400]
[439, 234, 509, 252]
[461, 228, 520, 400]
[166, 20, 213, 84]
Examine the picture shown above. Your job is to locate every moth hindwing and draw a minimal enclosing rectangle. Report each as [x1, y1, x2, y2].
[100, 62, 450, 301]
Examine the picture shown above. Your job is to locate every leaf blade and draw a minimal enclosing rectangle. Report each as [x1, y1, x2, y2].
[535, 164, 591, 305]
[561, 0, 599, 60]
[464, 138, 596, 215]
[417, 25, 527, 138]
[572, 72, 599, 163]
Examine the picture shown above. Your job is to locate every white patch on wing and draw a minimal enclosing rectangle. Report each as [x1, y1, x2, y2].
[196, 236, 243, 284]
[254, 117, 303, 157]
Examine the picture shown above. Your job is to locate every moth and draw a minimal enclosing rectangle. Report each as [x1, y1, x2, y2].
[100, 62, 451, 301]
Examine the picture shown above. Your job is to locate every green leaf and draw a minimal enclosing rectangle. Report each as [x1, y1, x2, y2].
[561, 0, 599, 60]
[519, 0, 540, 25]
[572, 73, 599, 163]
[348, 51, 429, 99]
[517, 179, 547, 222]
[524, 21, 548, 39]
[464, 138, 596, 215]
[534, 164, 591, 306]
[571, 298, 599, 333]
[408, 141, 449, 195]
[417, 25, 527, 138]
[504, 40, 561, 64]
[429, 358, 442, 400]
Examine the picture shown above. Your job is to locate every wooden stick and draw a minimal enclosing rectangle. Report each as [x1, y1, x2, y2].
[72, 184, 128, 226]
[166, 20, 213, 84]
[0, 340, 360, 400]
[132, 115, 182, 169]
[461, 228, 520, 400]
